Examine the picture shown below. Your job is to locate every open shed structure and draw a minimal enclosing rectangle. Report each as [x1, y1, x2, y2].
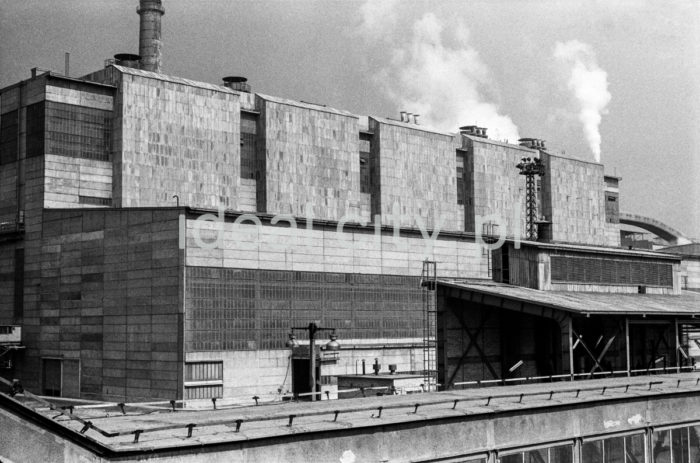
[437, 241, 700, 388]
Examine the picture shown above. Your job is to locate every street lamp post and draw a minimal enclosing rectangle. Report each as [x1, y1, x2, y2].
[288, 323, 340, 401]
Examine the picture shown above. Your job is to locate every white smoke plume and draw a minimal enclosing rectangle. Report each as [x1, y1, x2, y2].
[358, 0, 400, 39]
[554, 40, 611, 162]
[361, 10, 520, 142]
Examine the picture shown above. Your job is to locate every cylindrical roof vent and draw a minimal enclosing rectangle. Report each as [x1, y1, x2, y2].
[222, 76, 251, 93]
[114, 53, 142, 69]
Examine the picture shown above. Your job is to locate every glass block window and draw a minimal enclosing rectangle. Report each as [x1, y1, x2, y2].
[185, 361, 223, 382]
[240, 112, 257, 179]
[185, 268, 423, 352]
[44, 101, 111, 161]
[185, 384, 223, 400]
[550, 255, 673, 287]
[0, 110, 19, 164]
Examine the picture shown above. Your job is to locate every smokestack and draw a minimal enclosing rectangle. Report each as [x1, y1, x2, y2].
[400, 111, 407, 122]
[413, 114, 420, 125]
[405, 112, 413, 123]
[64, 52, 70, 77]
[137, 0, 165, 73]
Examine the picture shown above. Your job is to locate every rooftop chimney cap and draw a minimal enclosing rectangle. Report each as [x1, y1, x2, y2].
[223, 76, 248, 84]
[114, 53, 141, 62]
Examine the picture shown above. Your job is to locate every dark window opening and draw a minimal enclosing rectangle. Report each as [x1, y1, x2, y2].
[26, 102, 45, 158]
[360, 134, 372, 194]
[0, 110, 19, 164]
[42, 359, 61, 397]
[456, 151, 465, 205]
[79, 195, 112, 206]
[240, 112, 257, 179]
[13, 248, 24, 323]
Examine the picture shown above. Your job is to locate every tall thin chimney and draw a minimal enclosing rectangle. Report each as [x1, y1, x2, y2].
[137, 0, 165, 73]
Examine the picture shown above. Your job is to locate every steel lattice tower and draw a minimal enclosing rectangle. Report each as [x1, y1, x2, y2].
[516, 157, 546, 240]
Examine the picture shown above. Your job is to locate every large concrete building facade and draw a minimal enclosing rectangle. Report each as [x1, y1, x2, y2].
[1, 1, 698, 411]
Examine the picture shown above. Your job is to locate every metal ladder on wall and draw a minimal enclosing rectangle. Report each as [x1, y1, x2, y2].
[420, 260, 437, 391]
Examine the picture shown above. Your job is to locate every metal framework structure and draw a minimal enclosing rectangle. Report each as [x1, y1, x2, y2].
[421, 260, 437, 391]
[516, 157, 545, 240]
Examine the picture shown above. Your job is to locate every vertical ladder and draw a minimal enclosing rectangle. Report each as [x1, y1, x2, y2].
[421, 260, 437, 391]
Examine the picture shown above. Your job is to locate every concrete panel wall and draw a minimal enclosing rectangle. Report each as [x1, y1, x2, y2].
[371, 118, 461, 231]
[185, 344, 424, 404]
[43, 154, 112, 208]
[184, 218, 489, 278]
[18, 209, 183, 402]
[542, 153, 607, 245]
[463, 136, 534, 237]
[681, 258, 700, 291]
[257, 95, 361, 221]
[88, 69, 241, 210]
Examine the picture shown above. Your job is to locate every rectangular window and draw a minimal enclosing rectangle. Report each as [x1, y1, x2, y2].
[499, 444, 573, 463]
[185, 361, 223, 400]
[0, 110, 18, 164]
[185, 384, 223, 400]
[44, 101, 111, 161]
[185, 361, 223, 381]
[653, 426, 700, 463]
[26, 102, 45, 157]
[13, 248, 24, 323]
[360, 133, 372, 194]
[456, 151, 465, 205]
[79, 195, 112, 206]
[240, 112, 257, 179]
[583, 434, 646, 463]
[42, 358, 62, 397]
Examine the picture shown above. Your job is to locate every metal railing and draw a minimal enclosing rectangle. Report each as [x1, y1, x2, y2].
[3, 373, 700, 445]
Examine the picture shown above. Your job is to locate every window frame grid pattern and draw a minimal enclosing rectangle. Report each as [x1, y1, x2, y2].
[185, 268, 423, 352]
[44, 101, 112, 162]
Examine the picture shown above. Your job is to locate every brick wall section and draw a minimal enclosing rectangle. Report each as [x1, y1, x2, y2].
[19, 208, 183, 401]
[370, 117, 461, 231]
[463, 136, 534, 237]
[257, 95, 361, 220]
[541, 153, 607, 245]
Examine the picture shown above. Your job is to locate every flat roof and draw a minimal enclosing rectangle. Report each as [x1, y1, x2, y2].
[439, 280, 700, 316]
[512, 239, 682, 260]
[8, 373, 699, 454]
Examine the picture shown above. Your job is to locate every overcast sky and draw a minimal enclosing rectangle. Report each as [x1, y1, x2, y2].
[1, 0, 698, 237]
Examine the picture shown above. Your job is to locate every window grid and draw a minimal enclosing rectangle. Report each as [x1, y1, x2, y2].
[185, 268, 423, 352]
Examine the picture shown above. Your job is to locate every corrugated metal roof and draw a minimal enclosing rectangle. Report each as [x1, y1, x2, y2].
[510, 240, 682, 260]
[439, 280, 700, 316]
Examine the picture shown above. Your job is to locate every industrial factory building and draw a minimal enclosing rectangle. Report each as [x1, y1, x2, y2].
[0, 1, 699, 461]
